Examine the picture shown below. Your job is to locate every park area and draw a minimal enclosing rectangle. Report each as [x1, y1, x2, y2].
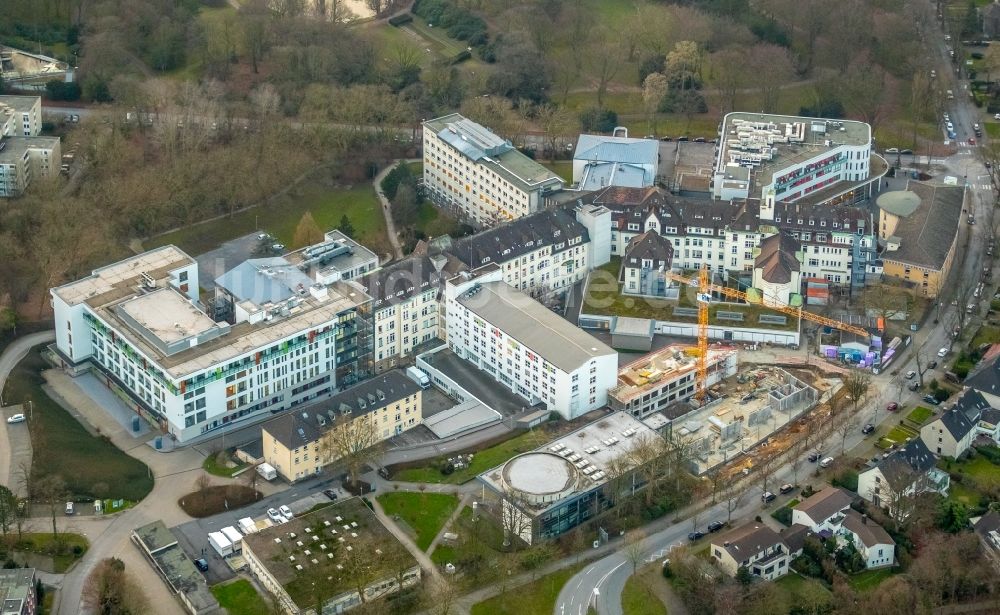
[1, 348, 153, 502]
[375, 491, 459, 551]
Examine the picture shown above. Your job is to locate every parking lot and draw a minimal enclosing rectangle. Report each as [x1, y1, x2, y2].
[170, 475, 349, 584]
[423, 349, 541, 417]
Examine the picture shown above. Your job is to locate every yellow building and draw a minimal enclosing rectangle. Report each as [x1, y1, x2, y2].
[261, 370, 422, 482]
[876, 182, 965, 297]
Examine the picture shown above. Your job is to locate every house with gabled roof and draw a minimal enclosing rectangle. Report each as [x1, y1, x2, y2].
[857, 439, 950, 517]
[921, 388, 989, 458]
[710, 523, 795, 581]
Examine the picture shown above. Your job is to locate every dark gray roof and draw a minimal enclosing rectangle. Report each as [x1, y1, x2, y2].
[714, 523, 784, 561]
[965, 351, 1000, 396]
[874, 438, 938, 490]
[755, 232, 801, 284]
[939, 389, 991, 440]
[772, 201, 869, 234]
[974, 510, 1000, 538]
[623, 231, 674, 268]
[980, 407, 1000, 426]
[451, 208, 588, 269]
[359, 254, 466, 309]
[780, 524, 813, 554]
[881, 181, 964, 270]
[842, 509, 894, 548]
[262, 370, 420, 449]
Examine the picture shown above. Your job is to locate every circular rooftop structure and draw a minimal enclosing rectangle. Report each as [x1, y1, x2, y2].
[876, 190, 922, 217]
[501, 452, 578, 505]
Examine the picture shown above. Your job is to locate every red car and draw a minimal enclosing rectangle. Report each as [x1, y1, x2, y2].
[969, 137, 976, 145]
[886, 402, 899, 412]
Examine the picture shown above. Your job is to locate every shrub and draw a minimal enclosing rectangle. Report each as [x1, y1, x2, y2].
[388, 13, 413, 26]
[934, 389, 950, 402]
[771, 506, 793, 526]
[929, 379, 939, 391]
[579, 107, 618, 133]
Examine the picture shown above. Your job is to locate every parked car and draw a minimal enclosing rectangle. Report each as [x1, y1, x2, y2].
[862, 423, 875, 435]
[885, 147, 899, 154]
[322, 489, 338, 500]
[901, 149, 913, 155]
[761, 491, 777, 503]
[905, 370, 916, 380]
[886, 402, 899, 412]
[938, 347, 949, 357]
[707, 521, 725, 532]
[969, 137, 977, 145]
[65, 502, 74, 515]
[928, 360, 938, 369]
[194, 558, 209, 572]
[923, 395, 941, 406]
[908, 381, 920, 391]
[779, 484, 794, 494]
[807, 452, 821, 463]
[688, 530, 705, 541]
[272, 243, 285, 252]
[819, 457, 835, 468]
[267, 508, 284, 523]
[279, 505, 294, 519]
[6, 414, 25, 424]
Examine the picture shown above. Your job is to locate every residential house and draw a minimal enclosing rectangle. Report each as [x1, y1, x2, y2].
[752, 231, 803, 306]
[791, 485, 895, 569]
[920, 388, 989, 457]
[857, 439, 950, 515]
[710, 523, 794, 581]
[972, 510, 1000, 567]
[260, 370, 421, 481]
[620, 231, 674, 297]
[840, 509, 896, 569]
[791, 486, 855, 533]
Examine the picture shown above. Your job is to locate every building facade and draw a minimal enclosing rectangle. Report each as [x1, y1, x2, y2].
[0, 96, 59, 198]
[0, 96, 41, 137]
[260, 370, 421, 481]
[445, 268, 618, 420]
[422, 113, 563, 226]
[711, 523, 793, 581]
[0, 568, 36, 615]
[51, 247, 373, 443]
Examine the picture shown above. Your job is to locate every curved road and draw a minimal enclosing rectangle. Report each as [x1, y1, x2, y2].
[0, 331, 56, 490]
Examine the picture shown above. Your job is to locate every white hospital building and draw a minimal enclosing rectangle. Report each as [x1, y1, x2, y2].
[51, 246, 373, 442]
[444, 266, 618, 420]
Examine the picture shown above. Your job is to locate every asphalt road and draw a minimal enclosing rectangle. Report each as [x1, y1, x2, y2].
[0, 331, 56, 493]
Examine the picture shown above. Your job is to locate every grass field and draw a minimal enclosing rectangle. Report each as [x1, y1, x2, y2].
[972, 323, 1000, 347]
[391, 430, 552, 484]
[414, 201, 462, 239]
[429, 505, 509, 570]
[147, 179, 388, 258]
[621, 574, 668, 615]
[375, 492, 459, 551]
[985, 122, 1000, 138]
[1, 348, 153, 502]
[774, 573, 831, 609]
[470, 563, 586, 615]
[540, 161, 574, 183]
[202, 452, 249, 478]
[848, 568, 895, 592]
[884, 423, 920, 445]
[11, 533, 89, 573]
[211, 579, 270, 615]
[906, 406, 934, 425]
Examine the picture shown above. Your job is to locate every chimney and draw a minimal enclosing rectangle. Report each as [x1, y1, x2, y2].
[862, 514, 868, 525]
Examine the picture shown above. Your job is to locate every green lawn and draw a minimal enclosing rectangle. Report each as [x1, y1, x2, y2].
[470, 563, 586, 615]
[430, 542, 458, 565]
[429, 505, 509, 570]
[621, 574, 668, 615]
[541, 161, 574, 183]
[1, 348, 153, 502]
[147, 180, 388, 259]
[11, 533, 89, 573]
[884, 423, 919, 445]
[414, 201, 462, 239]
[376, 492, 459, 551]
[202, 452, 249, 478]
[906, 406, 934, 425]
[972, 324, 1000, 348]
[391, 430, 553, 484]
[848, 568, 895, 592]
[774, 573, 831, 609]
[986, 122, 1000, 138]
[211, 579, 270, 615]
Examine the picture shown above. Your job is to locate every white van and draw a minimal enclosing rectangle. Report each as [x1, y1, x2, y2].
[819, 457, 835, 468]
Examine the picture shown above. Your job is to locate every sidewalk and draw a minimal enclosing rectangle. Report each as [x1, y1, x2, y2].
[368, 496, 444, 584]
[426, 492, 473, 555]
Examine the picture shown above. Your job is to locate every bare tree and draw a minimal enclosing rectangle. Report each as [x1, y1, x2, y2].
[642, 72, 669, 135]
[587, 27, 626, 107]
[624, 529, 647, 575]
[837, 414, 860, 455]
[755, 453, 779, 497]
[0, 485, 17, 540]
[788, 431, 810, 486]
[842, 371, 871, 414]
[320, 414, 384, 487]
[719, 475, 747, 524]
[81, 557, 150, 615]
[34, 475, 67, 542]
[498, 485, 534, 549]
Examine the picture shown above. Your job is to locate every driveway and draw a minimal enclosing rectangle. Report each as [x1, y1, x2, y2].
[0, 331, 55, 492]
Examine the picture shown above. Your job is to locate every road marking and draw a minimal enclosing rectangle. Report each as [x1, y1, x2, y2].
[595, 561, 626, 589]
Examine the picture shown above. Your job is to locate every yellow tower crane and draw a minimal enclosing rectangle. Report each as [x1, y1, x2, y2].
[665, 269, 870, 402]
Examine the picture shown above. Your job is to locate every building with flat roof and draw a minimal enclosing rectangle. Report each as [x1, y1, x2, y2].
[260, 370, 421, 481]
[0, 95, 41, 137]
[0, 568, 36, 615]
[877, 182, 965, 297]
[0, 134, 60, 197]
[713, 112, 880, 206]
[423, 113, 563, 227]
[572, 133, 658, 191]
[51, 246, 373, 442]
[608, 345, 739, 420]
[131, 521, 219, 615]
[478, 411, 662, 543]
[445, 269, 618, 420]
[242, 498, 420, 614]
[284, 230, 379, 285]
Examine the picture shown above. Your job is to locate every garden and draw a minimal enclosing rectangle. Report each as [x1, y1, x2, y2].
[375, 491, 460, 551]
[210, 579, 270, 615]
[389, 430, 553, 484]
[1, 533, 89, 574]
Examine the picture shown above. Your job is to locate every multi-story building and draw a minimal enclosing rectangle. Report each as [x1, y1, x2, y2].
[0, 95, 59, 198]
[920, 388, 991, 458]
[877, 182, 965, 297]
[857, 439, 950, 516]
[608, 345, 738, 420]
[620, 231, 674, 297]
[260, 370, 421, 481]
[713, 112, 882, 206]
[51, 246, 373, 442]
[0, 95, 41, 137]
[0, 568, 36, 615]
[284, 230, 379, 284]
[478, 411, 663, 544]
[450, 205, 611, 297]
[751, 231, 803, 307]
[243, 498, 421, 614]
[422, 113, 563, 226]
[710, 523, 794, 581]
[445, 267, 618, 420]
[360, 253, 467, 373]
[572, 133, 658, 191]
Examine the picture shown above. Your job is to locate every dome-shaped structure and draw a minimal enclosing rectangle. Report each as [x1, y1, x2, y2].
[500, 452, 579, 506]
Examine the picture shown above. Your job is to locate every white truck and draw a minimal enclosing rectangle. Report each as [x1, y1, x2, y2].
[221, 526, 243, 553]
[208, 531, 233, 557]
[406, 366, 431, 389]
[256, 462, 277, 481]
[238, 517, 258, 534]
